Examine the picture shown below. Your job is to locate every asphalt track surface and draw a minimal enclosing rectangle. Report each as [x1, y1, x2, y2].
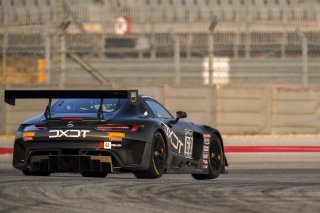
[1, 135, 320, 212]
[0, 161, 319, 213]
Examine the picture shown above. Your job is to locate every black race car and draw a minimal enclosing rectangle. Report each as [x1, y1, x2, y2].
[5, 90, 227, 179]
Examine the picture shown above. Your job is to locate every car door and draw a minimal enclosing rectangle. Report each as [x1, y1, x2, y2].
[143, 98, 193, 158]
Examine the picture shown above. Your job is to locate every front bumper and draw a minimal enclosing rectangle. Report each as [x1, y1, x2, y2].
[13, 138, 152, 173]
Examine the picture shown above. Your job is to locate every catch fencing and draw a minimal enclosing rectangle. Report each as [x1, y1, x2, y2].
[1, 0, 320, 86]
[1, 4, 320, 58]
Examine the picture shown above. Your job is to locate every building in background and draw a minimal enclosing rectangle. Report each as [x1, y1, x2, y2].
[1, 0, 320, 58]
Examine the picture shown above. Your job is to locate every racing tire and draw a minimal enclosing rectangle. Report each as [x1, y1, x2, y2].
[81, 171, 108, 178]
[192, 134, 224, 180]
[22, 170, 51, 176]
[134, 132, 167, 179]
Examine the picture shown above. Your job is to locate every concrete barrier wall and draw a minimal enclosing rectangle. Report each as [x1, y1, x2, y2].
[5, 99, 48, 134]
[137, 86, 216, 126]
[216, 85, 320, 134]
[1, 85, 320, 134]
[271, 86, 320, 134]
[163, 86, 216, 126]
[216, 85, 272, 134]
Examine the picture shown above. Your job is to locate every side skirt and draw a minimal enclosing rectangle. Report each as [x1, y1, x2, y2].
[165, 151, 207, 174]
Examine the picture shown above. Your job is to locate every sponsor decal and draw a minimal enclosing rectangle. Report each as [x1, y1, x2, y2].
[109, 137, 123, 142]
[129, 91, 138, 104]
[107, 132, 125, 138]
[204, 138, 210, 145]
[115, 16, 131, 35]
[49, 130, 90, 138]
[162, 123, 194, 159]
[112, 144, 122, 148]
[67, 121, 74, 128]
[162, 123, 184, 154]
[202, 143, 209, 163]
[203, 159, 208, 165]
[104, 142, 112, 149]
[203, 134, 211, 159]
[23, 137, 33, 141]
[103, 142, 122, 149]
[203, 153, 208, 159]
[184, 130, 193, 159]
[203, 134, 211, 139]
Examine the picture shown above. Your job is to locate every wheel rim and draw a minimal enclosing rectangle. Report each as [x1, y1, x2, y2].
[209, 139, 223, 171]
[153, 137, 165, 173]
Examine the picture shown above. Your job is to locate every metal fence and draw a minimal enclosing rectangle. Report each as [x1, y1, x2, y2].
[1, 1, 320, 56]
[0, 0, 320, 86]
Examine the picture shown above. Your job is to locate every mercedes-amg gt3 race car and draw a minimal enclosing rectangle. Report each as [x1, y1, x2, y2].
[5, 90, 227, 179]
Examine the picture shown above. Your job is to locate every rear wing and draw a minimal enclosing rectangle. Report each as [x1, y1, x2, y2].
[4, 90, 138, 106]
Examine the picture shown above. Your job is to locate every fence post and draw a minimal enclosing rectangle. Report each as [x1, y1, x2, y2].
[266, 85, 273, 134]
[245, 1, 251, 59]
[174, 37, 180, 85]
[44, 28, 51, 85]
[208, 17, 218, 85]
[2, 32, 7, 81]
[281, 20, 287, 59]
[59, 34, 66, 89]
[208, 33, 214, 85]
[169, 28, 181, 85]
[234, 27, 239, 59]
[151, 35, 156, 59]
[296, 27, 308, 86]
[208, 85, 217, 126]
[301, 38, 308, 86]
[150, 9, 156, 59]
[186, 33, 192, 59]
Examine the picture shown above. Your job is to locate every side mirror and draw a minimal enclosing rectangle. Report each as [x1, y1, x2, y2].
[168, 111, 187, 125]
[176, 111, 187, 119]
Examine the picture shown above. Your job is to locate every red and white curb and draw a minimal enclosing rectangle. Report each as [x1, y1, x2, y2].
[1, 135, 320, 155]
[224, 146, 320, 152]
[0, 148, 13, 155]
[2, 146, 320, 155]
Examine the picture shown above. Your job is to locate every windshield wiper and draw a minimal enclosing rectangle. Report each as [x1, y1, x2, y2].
[97, 98, 104, 120]
[44, 98, 52, 119]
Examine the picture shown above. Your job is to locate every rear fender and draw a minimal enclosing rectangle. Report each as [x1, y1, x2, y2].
[211, 130, 228, 167]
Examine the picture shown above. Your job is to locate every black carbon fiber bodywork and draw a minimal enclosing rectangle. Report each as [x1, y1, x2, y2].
[6, 90, 227, 175]
[13, 117, 159, 172]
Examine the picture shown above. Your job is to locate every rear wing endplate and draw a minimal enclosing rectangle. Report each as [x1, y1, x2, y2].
[4, 90, 138, 106]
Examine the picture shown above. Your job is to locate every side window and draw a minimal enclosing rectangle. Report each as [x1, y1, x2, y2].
[146, 100, 173, 119]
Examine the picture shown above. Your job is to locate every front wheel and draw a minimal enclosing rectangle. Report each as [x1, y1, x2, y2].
[192, 134, 224, 180]
[134, 132, 167, 179]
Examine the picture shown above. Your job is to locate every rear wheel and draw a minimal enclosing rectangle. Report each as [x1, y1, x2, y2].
[134, 132, 167, 179]
[22, 170, 51, 176]
[192, 134, 224, 180]
[81, 171, 108, 178]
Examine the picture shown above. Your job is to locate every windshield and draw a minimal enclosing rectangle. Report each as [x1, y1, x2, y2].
[51, 99, 125, 114]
